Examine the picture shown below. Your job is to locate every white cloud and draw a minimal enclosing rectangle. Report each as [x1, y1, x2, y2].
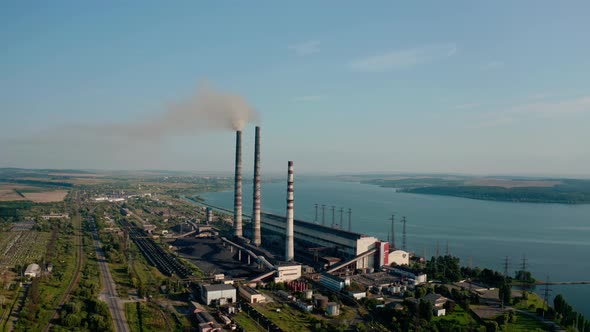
[485, 61, 504, 69]
[349, 43, 457, 72]
[291, 95, 325, 102]
[288, 40, 320, 56]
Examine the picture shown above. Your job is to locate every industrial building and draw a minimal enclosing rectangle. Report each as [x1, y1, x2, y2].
[319, 273, 350, 292]
[260, 212, 379, 269]
[238, 286, 266, 303]
[200, 284, 236, 306]
[274, 264, 302, 283]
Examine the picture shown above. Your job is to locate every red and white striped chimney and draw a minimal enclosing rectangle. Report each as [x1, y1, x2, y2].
[234, 130, 243, 238]
[285, 161, 294, 261]
[252, 126, 262, 246]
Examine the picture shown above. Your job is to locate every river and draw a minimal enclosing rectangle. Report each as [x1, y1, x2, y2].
[199, 180, 590, 317]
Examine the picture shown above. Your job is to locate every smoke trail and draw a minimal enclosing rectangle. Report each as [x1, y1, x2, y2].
[101, 82, 258, 138]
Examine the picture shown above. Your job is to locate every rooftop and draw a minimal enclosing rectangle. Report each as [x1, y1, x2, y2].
[202, 284, 236, 292]
[262, 212, 366, 240]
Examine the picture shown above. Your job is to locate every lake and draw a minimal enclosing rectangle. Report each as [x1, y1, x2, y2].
[200, 180, 590, 317]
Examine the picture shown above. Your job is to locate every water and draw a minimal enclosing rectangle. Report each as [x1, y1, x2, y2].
[200, 180, 590, 317]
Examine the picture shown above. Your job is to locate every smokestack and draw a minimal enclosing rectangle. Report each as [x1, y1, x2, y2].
[252, 126, 262, 246]
[285, 161, 294, 261]
[234, 130, 243, 238]
[206, 207, 213, 225]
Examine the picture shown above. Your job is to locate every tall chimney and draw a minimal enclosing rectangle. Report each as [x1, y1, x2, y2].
[252, 126, 262, 246]
[285, 161, 295, 261]
[234, 131, 243, 238]
[206, 207, 213, 225]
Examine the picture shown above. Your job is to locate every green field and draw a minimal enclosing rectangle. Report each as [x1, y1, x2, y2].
[233, 311, 267, 332]
[254, 302, 314, 332]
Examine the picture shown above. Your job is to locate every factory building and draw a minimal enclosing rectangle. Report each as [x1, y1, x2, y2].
[389, 250, 410, 266]
[274, 264, 302, 283]
[200, 284, 236, 306]
[320, 273, 350, 292]
[238, 286, 266, 303]
[260, 212, 379, 269]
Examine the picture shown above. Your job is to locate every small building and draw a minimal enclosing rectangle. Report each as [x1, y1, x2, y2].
[348, 290, 367, 300]
[326, 302, 340, 316]
[274, 264, 302, 283]
[390, 266, 427, 284]
[424, 293, 449, 317]
[24, 264, 41, 278]
[201, 284, 236, 306]
[319, 273, 350, 292]
[41, 213, 69, 220]
[239, 286, 266, 304]
[143, 224, 157, 234]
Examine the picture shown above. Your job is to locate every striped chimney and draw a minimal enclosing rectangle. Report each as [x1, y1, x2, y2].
[234, 130, 243, 237]
[252, 126, 262, 246]
[285, 161, 295, 261]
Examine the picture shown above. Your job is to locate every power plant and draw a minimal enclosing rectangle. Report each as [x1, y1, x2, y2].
[221, 126, 411, 273]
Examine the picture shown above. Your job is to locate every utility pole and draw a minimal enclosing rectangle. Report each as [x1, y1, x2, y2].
[331, 206, 335, 228]
[339, 207, 344, 230]
[314, 203, 318, 223]
[436, 241, 440, 257]
[347, 208, 352, 232]
[321, 205, 326, 225]
[400, 216, 407, 251]
[389, 214, 395, 249]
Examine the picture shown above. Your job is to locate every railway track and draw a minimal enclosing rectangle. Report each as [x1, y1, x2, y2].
[119, 219, 192, 278]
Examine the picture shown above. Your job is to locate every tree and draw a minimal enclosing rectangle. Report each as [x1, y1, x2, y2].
[499, 282, 511, 306]
[419, 299, 433, 322]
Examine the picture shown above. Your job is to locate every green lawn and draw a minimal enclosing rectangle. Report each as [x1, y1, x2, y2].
[433, 305, 477, 326]
[501, 312, 551, 332]
[513, 292, 546, 313]
[254, 302, 314, 332]
[233, 312, 267, 332]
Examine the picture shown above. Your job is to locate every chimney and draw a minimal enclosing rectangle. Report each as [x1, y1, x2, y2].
[206, 207, 213, 225]
[234, 130, 243, 238]
[252, 126, 262, 246]
[285, 161, 294, 261]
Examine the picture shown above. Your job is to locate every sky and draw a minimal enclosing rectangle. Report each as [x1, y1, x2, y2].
[1, 1, 589, 176]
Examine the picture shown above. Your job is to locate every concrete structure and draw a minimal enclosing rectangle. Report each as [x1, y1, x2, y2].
[320, 273, 350, 292]
[388, 250, 410, 266]
[326, 302, 340, 316]
[260, 212, 379, 269]
[252, 126, 262, 246]
[201, 284, 236, 306]
[390, 266, 427, 284]
[24, 263, 41, 278]
[376, 241, 389, 267]
[313, 294, 329, 309]
[206, 207, 213, 225]
[274, 264, 302, 283]
[238, 286, 266, 303]
[285, 161, 294, 261]
[234, 130, 243, 237]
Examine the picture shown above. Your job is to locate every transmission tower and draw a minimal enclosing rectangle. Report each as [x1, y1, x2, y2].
[314, 203, 318, 223]
[321, 204, 326, 225]
[521, 254, 529, 299]
[347, 208, 352, 231]
[436, 240, 440, 257]
[503, 256, 510, 277]
[400, 216, 407, 251]
[331, 205, 335, 228]
[339, 207, 344, 230]
[389, 214, 395, 249]
[445, 240, 450, 256]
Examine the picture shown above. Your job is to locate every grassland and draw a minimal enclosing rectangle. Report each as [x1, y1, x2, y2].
[233, 311, 267, 332]
[433, 305, 477, 326]
[254, 302, 314, 332]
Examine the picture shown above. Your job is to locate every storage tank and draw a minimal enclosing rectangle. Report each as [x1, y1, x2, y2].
[326, 302, 340, 316]
[304, 289, 313, 300]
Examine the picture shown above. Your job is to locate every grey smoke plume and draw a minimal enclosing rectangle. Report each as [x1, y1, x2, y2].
[103, 82, 258, 138]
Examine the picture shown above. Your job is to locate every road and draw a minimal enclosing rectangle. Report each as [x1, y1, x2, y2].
[91, 221, 130, 332]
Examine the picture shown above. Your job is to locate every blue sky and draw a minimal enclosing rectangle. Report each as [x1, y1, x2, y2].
[1, 1, 589, 176]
